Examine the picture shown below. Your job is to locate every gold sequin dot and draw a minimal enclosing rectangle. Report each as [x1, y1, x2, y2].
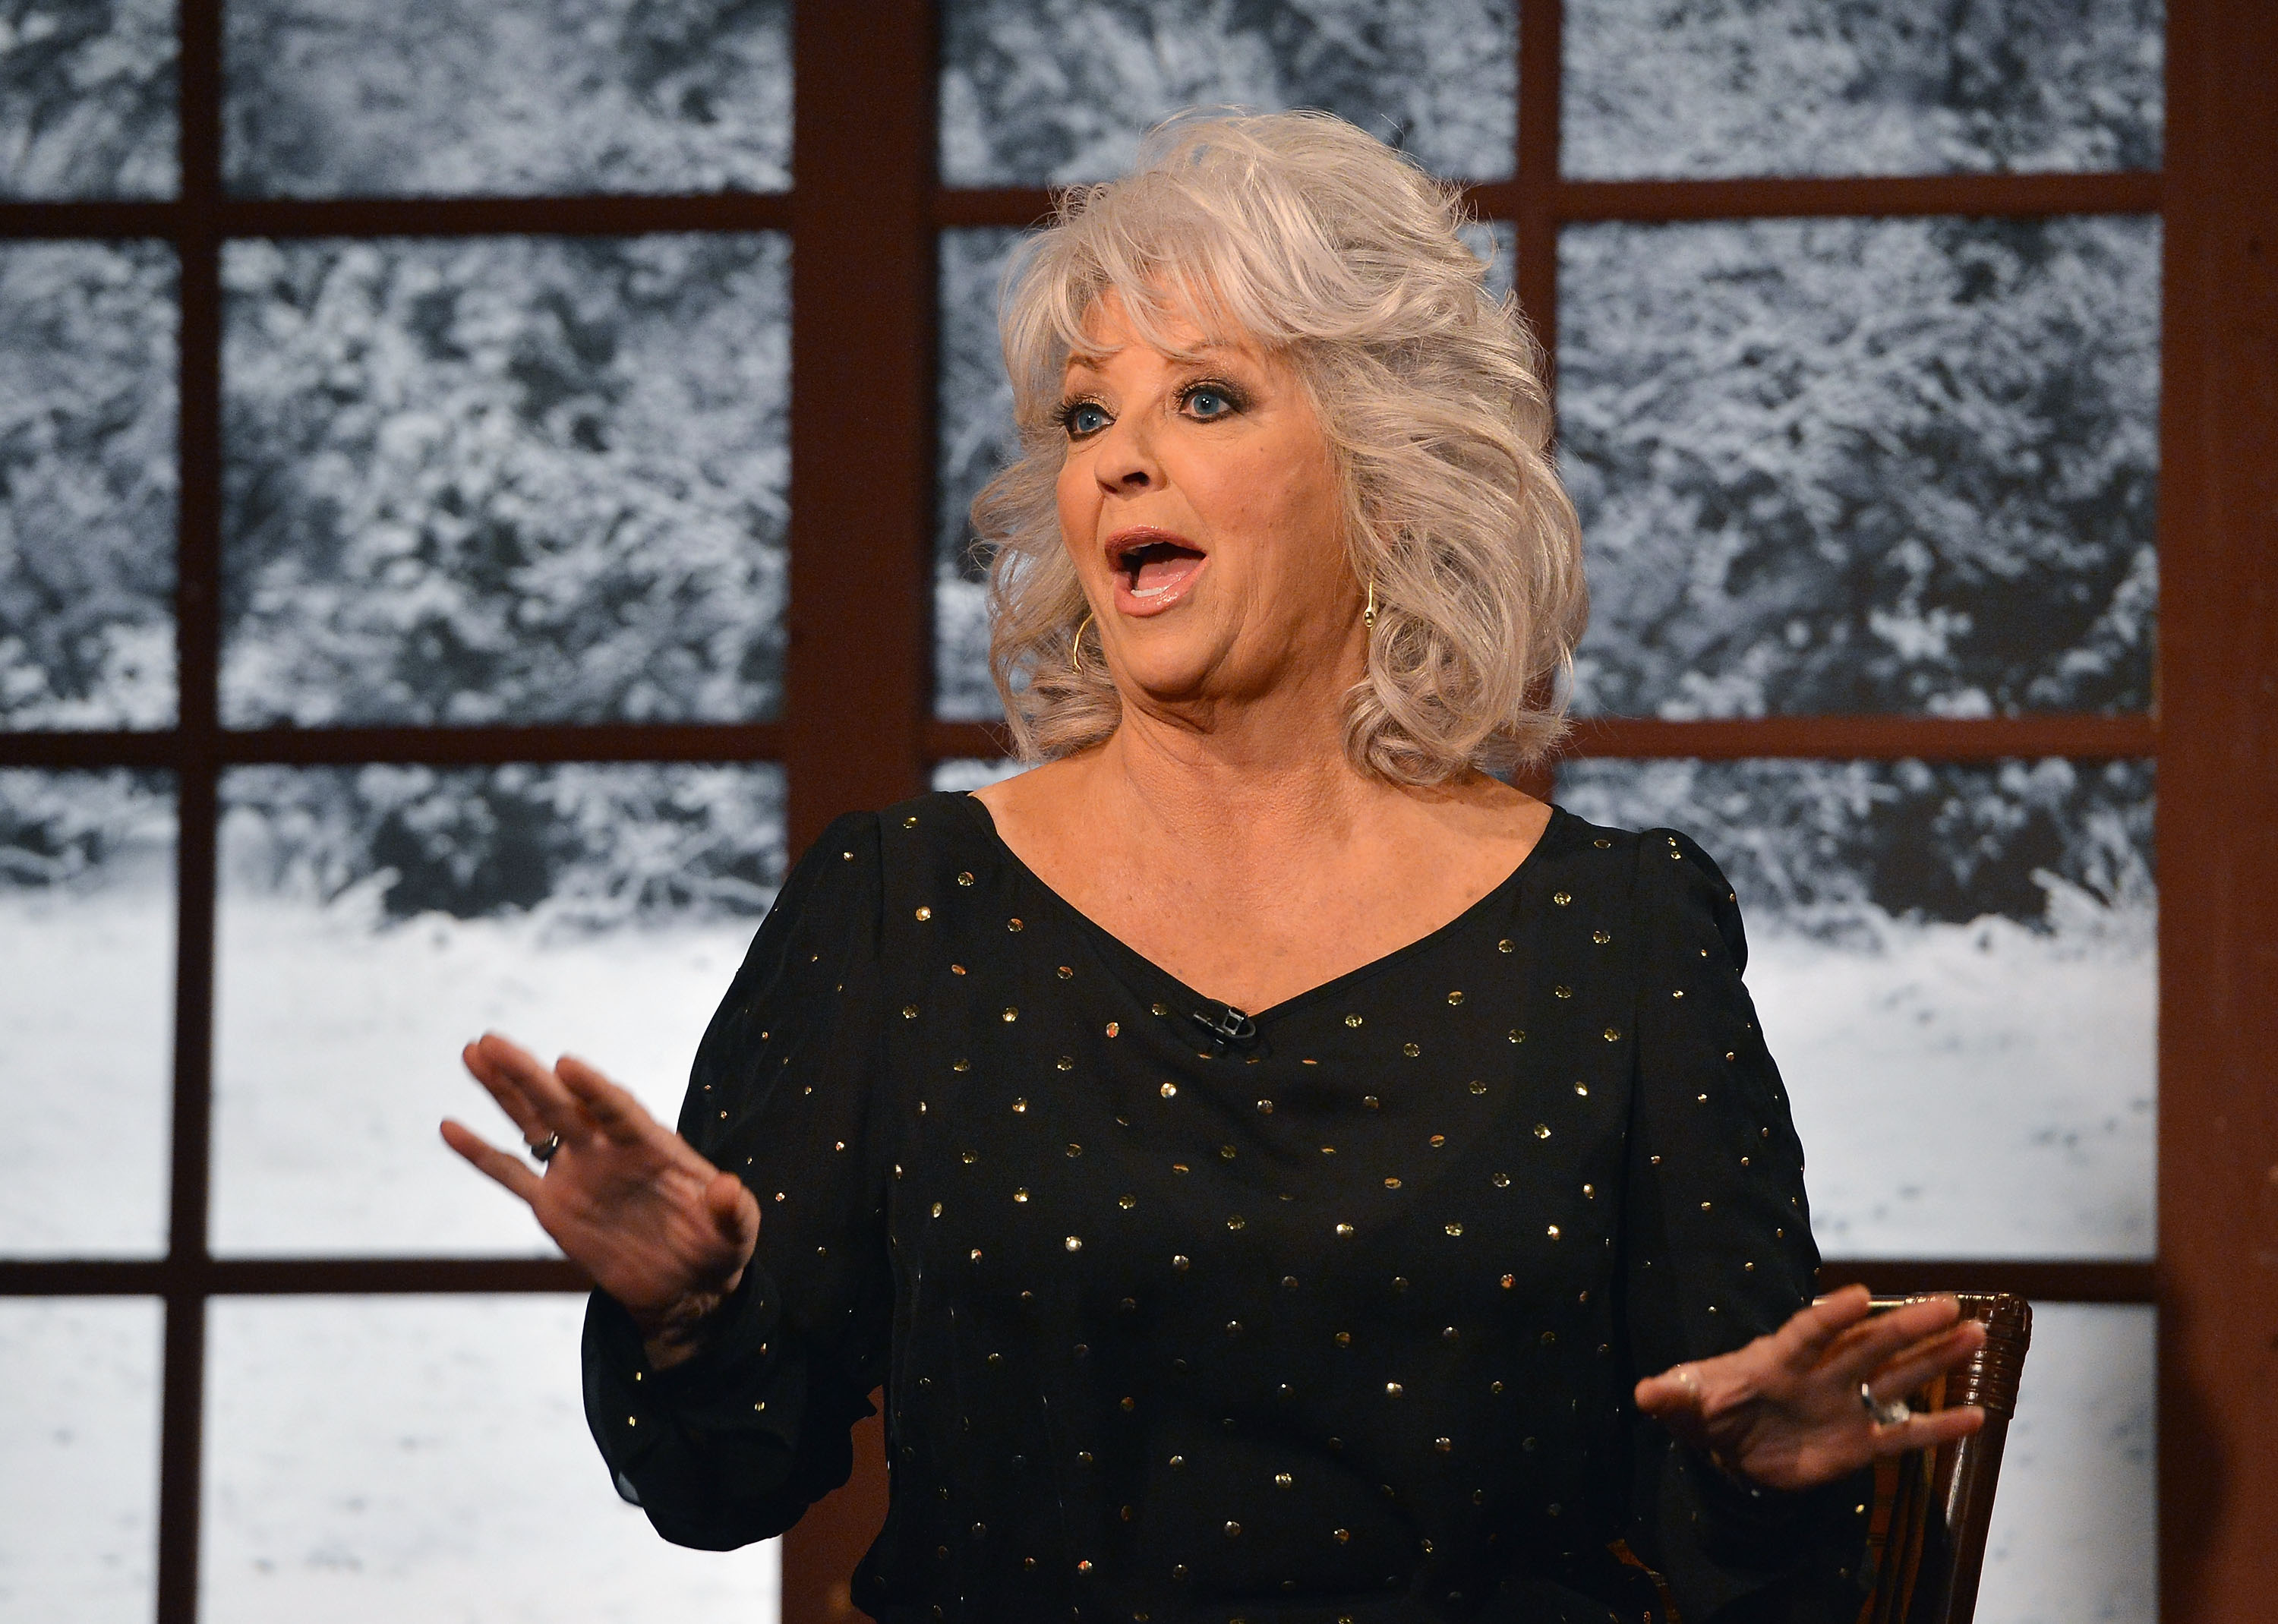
[1105, 1022, 1119, 1037]
[1065, 1143, 1082, 1157]
[961, 1150, 977, 1164]
[1012, 1099, 1027, 1113]
[1001, 1008, 1018, 1022]
[1534, 1123, 1551, 1140]
[1498, 938, 1515, 954]
[1403, 1042, 1420, 1058]
[1224, 1522, 1242, 1537]
[1434, 1437, 1453, 1453]
[1594, 837, 1612, 848]
[1554, 891, 1572, 906]
[951, 963, 966, 976]
[931, 1202, 943, 1216]
[1509, 1029, 1526, 1043]
[1219, 1145, 1237, 1160]
[1172, 1254, 1190, 1271]
[1554, 985, 1573, 999]
[1008, 918, 1024, 932]
[1274, 1472, 1293, 1488]
[1547, 1225, 1561, 1239]
[1335, 1222, 1355, 1237]
[1429, 1134, 1447, 1147]
[1151, 1001, 1169, 1017]
[1592, 929, 1611, 944]
[1227, 1216, 1245, 1231]
[914, 906, 932, 921]
[952, 1058, 970, 1072]
[1013, 1190, 1028, 1203]
[1334, 1528, 1352, 1544]
[1444, 1222, 1463, 1237]
[1065, 1236, 1083, 1252]
[970, 1248, 983, 1260]
[1057, 965, 1074, 979]
[1500, 1274, 1516, 1289]
[1384, 1177, 1402, 1189]
[1335, 1331, 1352, 1345]
[901, 815, 919, 828]
[901, 1004, 919, 1019]
[1447, 990, 1465, 1006]
[1604, 1026, 1623, 1042]
[1469, 1080, 1487, 1094]
[1492, 1172, 1510, 1187]
[1256, 1099, 1273, 1114]
[1057, 1055, 1074, 1071]
[958, 872, 975, 886]
[1364, 1095, 1380, 1110]
[1118, 1194, 1136, 1209]
[1385, 1383, 1404, 1398]
[1345, 1013, 1364, 1028]
[1160, 1082, 1177, 1099]
[1582, 1183, 1595, 1197]
[1574, 1081, 1589, 1096]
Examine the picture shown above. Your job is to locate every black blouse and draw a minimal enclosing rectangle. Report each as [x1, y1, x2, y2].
[582, 792, 1873, 1623]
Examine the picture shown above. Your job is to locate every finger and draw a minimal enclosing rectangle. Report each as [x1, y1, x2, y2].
[1864, 1320, 1986, 1405]
[554, 1053, 670, 1149]
[1868, 1401, 1986, 1458]
[440, 1118, 546, 1205]
[1826, 1294, 1968, 1385]
[1772, 1284, 1875, 1370]
[706, 1170, 760, 1249]
[1634, 1361, 1708, 1418]
[459, 1039, 554, 1142]
[471, 1032, 598, 1142]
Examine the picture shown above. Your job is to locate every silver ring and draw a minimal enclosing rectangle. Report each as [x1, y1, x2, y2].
[528, 1132, 561, 1165]
[1860, 1382, 1912, 1427]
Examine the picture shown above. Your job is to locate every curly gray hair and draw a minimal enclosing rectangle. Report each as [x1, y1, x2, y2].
[977, 109, 1587, 784]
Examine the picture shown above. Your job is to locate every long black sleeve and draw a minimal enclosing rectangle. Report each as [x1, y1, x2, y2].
[1617, 829, 1873, 1619]
[582, 811, 897, 1550]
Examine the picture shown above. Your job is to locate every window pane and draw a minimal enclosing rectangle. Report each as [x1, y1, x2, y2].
[203, 1296, 780, 1620]
[0, 0, 178, 198]
[211, 763, 784, 1257]
[935, 229, 1021, 723]
[1564, 0, 2163, 179]
[1980, 1304, 2156, 1624]
[220, 235, 787, 728]
[1, 241, 178, 730]
[222, 0, 790, 197]
[0, 1298, 162, 1624]
[1560, 216, 2160, 719]
[941, 0, 1517, 186]
[1554, 757, 2154, 1259]
[0, 770, 174, 1257]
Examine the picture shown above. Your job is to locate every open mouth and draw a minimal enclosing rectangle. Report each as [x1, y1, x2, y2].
[1112, 531, 1208, 600]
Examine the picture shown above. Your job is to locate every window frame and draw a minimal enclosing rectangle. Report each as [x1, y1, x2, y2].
[0, 2, 2269, 1619]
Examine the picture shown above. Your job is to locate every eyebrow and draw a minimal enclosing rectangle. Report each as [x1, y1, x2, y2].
[1062, 343, 1244, 379]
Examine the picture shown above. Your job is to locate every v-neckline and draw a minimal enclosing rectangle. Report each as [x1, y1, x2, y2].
[950, 792, 1567, 1026]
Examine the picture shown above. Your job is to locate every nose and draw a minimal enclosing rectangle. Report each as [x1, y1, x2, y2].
[1093, 414, 1161, 495]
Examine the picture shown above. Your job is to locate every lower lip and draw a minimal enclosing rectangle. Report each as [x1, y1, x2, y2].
[1112, 552, 1209, 618]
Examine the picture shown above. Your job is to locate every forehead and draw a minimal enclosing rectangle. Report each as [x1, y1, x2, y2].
[1062, 288, 1263, 376]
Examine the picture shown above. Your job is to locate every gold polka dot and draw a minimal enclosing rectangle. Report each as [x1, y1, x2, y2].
[1444, 1222, 1462, 1236]
[1219, 1145, 1237, 1160]
[1492, 1172, 1510, 1187]
[1604, 1026, 1623, 1042]
[1554, 891, 1571, 906]
[1119, 1194, 1136, 1209]
[1434, 1436, 1452, 1453]
[1001, 1008, 1018, 1022]
[1385, 1383, 1404, 1398]
[1334, 1528, 1352, 1544]
[1592, 929, 1611, 944]
[1402, 1042, 1420, 1058]
[1384, 1177, 1402, 1189]
[1065, 1143, 1081, 1157]
[1255, 1098, 1273, 1114]
[1226, 1215, 1247, 1231]
[1363, 1095, 1380, 1110]
[1673, 989, 1686, 999]
[1582, 1183, 1595, 1197]
[970, 1248, 983, 1260]
[958, 872, 975, 886]
[1274, 1472, 1293, 1488]
[951, 963, 966, 975]
[1008, 918, 1024, 932]
[1105, 1022, 1119, 1037]
[952, 1058, 970, 1071]
[913, 906, 932, 921]
[1500, 1274, 1515, 1288]
[902, 815, 919, 828]
[1057, 965, 1074, 979]
[931, 1202, 943, 1216]
[1065, 1236, 1083, 1252]
[1534, 1123, 1551, 1140]
[1509, 1029, 1526, 1043]
[1497, 938, 1514, 953]
[1057, 1055, 1074, 1071]
[1335, 1222, 1355, 1237]
[1547, 1225, 1561, 1239]
[1594, 837, 1611, 848]
[1345, 1013, 1364, 1028]
[1160, 1082, 1177, 1099]
[1469, 1080, 1487, 1095]
[1012, 1099, 1027, 1113]
[901, 1004, 919, 1019]
[1447, 990, 1465, 1006]
[961, 1150, 977, 1163]
[1172, 1254, 1190, 1271]
[1224, 1522, 1242, 1537]
[1013, 1190, 1028, 1203]
[1573, 1081, 1588, 1096]
[1554, 985, 1573, 999]
[1150, 1001, 1169, 1016]
[1429, 1134, 1446, 1147]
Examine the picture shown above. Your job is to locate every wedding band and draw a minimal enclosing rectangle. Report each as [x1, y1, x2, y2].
[528, 1133, 561, 1164]
[1860, 1382, 1912, 1427]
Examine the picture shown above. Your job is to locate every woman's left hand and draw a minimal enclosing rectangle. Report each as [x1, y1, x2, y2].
[1633, 1285, 1988, 1493]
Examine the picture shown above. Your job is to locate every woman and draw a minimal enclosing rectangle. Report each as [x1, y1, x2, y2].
[444, 112, 1985, 1622]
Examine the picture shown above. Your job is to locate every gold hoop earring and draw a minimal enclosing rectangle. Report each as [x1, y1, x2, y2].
[1071, 610, 1093, 675]
[1363, 579, 1377, 632]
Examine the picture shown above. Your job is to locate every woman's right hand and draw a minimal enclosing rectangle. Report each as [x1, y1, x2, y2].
[441, 1032, 760, 1366]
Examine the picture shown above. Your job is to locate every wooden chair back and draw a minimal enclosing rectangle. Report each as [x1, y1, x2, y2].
[1857, 1292, 2033, 1624]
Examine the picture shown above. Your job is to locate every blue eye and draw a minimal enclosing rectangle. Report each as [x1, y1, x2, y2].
[1062, 402, 1109, 437]
[1187, 388, 1230, 418]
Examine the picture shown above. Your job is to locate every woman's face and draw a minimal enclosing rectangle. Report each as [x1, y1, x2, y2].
[1054, 292, 1360, 715]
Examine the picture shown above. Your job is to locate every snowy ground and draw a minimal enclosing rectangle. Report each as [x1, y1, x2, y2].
[5, 877, 2155, 1621]
[0, 870, 175, 1257]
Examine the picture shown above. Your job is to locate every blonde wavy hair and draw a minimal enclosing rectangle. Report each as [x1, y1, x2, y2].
[977, 109, 1587, 784]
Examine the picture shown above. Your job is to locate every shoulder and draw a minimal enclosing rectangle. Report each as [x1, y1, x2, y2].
[1539, 808, 1750, 967]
